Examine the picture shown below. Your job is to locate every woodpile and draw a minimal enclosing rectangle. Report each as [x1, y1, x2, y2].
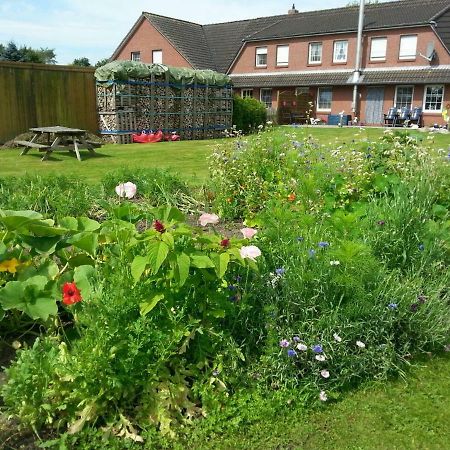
[97, 74, 233, 142]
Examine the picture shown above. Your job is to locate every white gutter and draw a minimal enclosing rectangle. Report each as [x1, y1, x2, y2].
[352, 0, 365, 115]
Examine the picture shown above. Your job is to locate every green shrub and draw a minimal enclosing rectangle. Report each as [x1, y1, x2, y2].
[232, 96, 267, 133]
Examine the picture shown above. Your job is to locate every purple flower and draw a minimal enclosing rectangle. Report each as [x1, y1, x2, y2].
[287, 349, 297, 357]
[275, 267, 286, 276]
[312, 345, 323, 353]
[418, 244, 425, 251]
[280, 339, 290, 348]
[228, 284, 237, 291]
[308, 249, 316, 258]
[297, 236, 304, 242]
[318, 241, 330, 248]
[388, 303, 398, 310]
[229, 295, 238, 302]
[235, 275, 242, 282]
[293, 336, 301, 342]
[410, 303, 419, 312]
[377, 220, 385, 226]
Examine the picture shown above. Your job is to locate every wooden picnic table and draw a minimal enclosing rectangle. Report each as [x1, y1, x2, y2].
[15, 126, 99, 161]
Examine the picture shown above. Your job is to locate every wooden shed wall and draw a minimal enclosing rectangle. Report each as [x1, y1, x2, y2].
[0, 61, 97, 144]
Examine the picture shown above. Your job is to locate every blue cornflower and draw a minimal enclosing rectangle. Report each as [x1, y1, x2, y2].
[418, 244, 425, 251]
[388, 303, 398, 310]
[228, 284, 237, 291]
[235, 275, 242, 282]
[318, 241, 330, 248]
[297, 236, 304, 242]
[287, 349, 297, 357]
[308, 249, 316, 258]
[229, 295, 237, 302]
[312, 345, 323, 353]
[293, 336, 301, 342]
[275, 267, 286, 276]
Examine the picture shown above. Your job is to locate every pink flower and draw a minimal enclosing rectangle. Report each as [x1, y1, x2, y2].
[240, 227, 258, 239]
[240, 245, 262, 261]
[319, 390, 328, 402]
[199, 213, 219, 226]
[115, 182, 137, 199]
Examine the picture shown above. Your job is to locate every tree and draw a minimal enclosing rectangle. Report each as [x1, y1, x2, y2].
[95, 58, 111, 68]
[0, 41, 56, 64]
[72, 57, 91, 67]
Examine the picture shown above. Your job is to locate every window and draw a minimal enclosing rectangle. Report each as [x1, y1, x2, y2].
[152, 50, 162, 64]
[295, 87, 309, 95]
[308, 42, 322, 64]
[317, 87, 332, 111]
[241, 89, 253, 99]
[131, 51, 141, 61]
[333, 40, 348, 63]
[423, 85, 444, 111]
[399, 35, 417, 59]
[370, 37, 387, 61]
[260, 88, 272, 108]
[256, 47, 267, 67]
[276, 45, 289, 66]
[395, 86, 414, 109]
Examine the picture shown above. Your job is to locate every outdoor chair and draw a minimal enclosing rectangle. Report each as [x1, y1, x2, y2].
[396, 107, 411, 127]
[384, 107, 398, 127]
[409, 107, 423, 127]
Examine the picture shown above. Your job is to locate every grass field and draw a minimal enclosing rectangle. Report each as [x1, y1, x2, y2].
[1, 127, 448, 183]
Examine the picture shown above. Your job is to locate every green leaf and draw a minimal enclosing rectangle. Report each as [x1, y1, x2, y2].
[0, 210, 43, 231]
[67, 232, 98, 256]
[74, 265, 96, 299]
[59, 217, 78, 230]
[18, 260, 59, 281]
[161, 232, 175, 249]
[211, 252, 230, 278]
[21, 236, 61, 254]
[147, 241, 169, 274]
[190, 255, 215, 269]
[77, 217, 101, 232]
[131, 255, 149, 282]
[68, 254, 95, 268]
[176, 252, 190, 287]
[140, 293, 165, 316]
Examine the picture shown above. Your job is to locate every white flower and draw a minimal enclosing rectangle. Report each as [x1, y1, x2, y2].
[320, 369, 330, 379]
[330, 260, 340, 266]
[240, 227, 258, 239]
[333, 333, 342, 343]
[356, 340, 366, 348]
[12, 341, 22, 350]
[240, 245, 262, 261]
[296, 343, 308, 351]
[319, 390, 328, 402]
[115, 181, 137, 199]
[315, 354, 326, 362]
[199, 213, 219, 226]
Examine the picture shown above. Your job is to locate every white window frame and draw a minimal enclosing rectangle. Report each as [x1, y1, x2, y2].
[394, 86, 414, 109]
[308, 42, 322, 64]
[333, 40, 348, 63]
[152, 50, 162, 64]
[370, 37, 387, 61]
[260, 88, 272, 108]
[256, 47, 268, 67]
[399, 35, 417, 60]
[241, 89, 253, 99]
[317, 87, 332, 111]
[423, 85, 444, 112]
[276, 45, 289, 67]
[131, 51, 141, 62]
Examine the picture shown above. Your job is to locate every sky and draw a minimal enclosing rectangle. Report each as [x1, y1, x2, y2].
[0, 0, 394, 65]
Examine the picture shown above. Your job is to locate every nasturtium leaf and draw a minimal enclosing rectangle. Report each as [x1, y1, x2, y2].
[18, 260, 59, 282]
[211, 252, 230, 278]
[190, 255, 215, 269]
[140, 293, 165, 316]
[28, 221, 67, 237]
[59, 217, 78, 230]
[176, 252, 190, 287]
[147, 241, 169, 274]
[131, 255, 149, 282]
[74, 265, 96, 299]
[68, 254, 95, 268]
[21, 236, 61, 254]
[77, 217, 101, 232]
[67, 232, 98, 256]
[0, 210, 43, 231]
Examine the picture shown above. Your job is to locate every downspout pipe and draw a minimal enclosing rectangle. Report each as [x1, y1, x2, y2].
[352, 0, 365, 118]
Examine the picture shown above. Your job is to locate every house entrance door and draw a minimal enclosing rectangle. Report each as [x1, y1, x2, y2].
[365, 87, 385, 125]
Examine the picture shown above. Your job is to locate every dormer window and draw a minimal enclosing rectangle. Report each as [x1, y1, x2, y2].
[256, 47, 267, 67]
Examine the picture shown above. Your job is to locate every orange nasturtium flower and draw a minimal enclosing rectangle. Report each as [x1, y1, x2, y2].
[0, 258, 21, 274]
[287, 193, 296, 202]
[62, 282, 82, 306]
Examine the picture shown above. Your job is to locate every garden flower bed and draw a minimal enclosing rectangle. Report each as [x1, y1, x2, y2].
[0, 127, 449, 448]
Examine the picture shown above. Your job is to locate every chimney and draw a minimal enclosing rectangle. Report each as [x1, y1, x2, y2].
[288, 3, 299, 14]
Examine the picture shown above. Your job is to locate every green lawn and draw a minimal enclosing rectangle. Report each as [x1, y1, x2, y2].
[1, 127, 448, 183]
[190, 355, 450, 450]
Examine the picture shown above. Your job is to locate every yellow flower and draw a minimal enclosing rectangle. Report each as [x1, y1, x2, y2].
[0, 258, 21, 274]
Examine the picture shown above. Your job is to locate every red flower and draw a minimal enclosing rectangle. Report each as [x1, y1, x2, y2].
[220, 238, 230, 248]
[62, 282, 82, 305]
[153, 220, 166, 233]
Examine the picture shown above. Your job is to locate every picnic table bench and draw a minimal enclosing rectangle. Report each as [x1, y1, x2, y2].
[16, 126, 100, 161]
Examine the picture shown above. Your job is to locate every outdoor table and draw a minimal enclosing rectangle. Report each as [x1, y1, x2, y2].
[16, 126, 97, 161]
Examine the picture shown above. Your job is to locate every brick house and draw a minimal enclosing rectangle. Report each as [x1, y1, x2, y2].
[111, 0, 450, 126]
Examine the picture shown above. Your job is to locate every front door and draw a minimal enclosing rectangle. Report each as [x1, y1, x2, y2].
[365, 87, 385, 125]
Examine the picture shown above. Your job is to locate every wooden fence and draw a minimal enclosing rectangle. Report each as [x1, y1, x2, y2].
[0, 61, 97, 144]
